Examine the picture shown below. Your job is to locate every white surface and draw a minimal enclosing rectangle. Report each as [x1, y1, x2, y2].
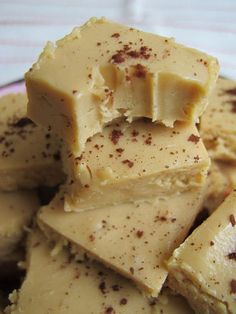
[0, 0, 236, 85]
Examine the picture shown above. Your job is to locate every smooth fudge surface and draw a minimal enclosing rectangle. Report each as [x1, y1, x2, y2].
[39, 189, 203, 297]
[9, 230, 193, 314]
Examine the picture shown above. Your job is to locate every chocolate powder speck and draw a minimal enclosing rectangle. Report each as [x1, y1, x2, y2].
[229, 214, 236, 227]
[230, 279, 236, 294]
[10, 117, 34, 128]
[120, 298, 128, 305]
[99, 281, 106, 294]
[89, 234, 95, 242]
[122, 159, 134, 168]
[116, 148, 124, 153]
[112, 284, 120, 291]
[228, 252, 236, 261]
[105, 307, 114, 314]
[111, 33, 120, 38]
[110, 129, 123, 145]
[188, 134, 200, 144]
[132, 130, 139, 137]
[136, 230, 144, 238]
[111, 52, 125, 64]
[133, 63, 146, 78]
[127, 50, 139, 58]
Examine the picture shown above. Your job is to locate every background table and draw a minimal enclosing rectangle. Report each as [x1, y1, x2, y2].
[0, 0, 236, 86]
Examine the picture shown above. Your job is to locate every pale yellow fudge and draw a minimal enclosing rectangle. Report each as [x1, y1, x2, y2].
[26, 17, 219, 155]
[0, 190, 39, 262]
[201, 77, 236, 162]
[0, 94, 64, 191]
[8, 230, 194, 314]
[38, 189, 203, 297]
[168, 190, 236, 314]
[63, 120, 209, 212]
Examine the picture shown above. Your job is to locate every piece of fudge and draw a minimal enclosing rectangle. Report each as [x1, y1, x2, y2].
[38, 188, 203, 297]
[8, 230, 193, 314]
[63, 119, 209, 212]
[203, 161, 232, 214]
[168, 190, 236, 314]
[0, 190, 39, 262]
[25, 17, 219, 155]
[0, 94, 64, 191]
[201, 77, 236, 162]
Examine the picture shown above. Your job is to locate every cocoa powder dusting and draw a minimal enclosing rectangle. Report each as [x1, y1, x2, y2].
[122, 159, 134, 168]
[111, 33, 120, 38]
[133, 64, 146, 78]
[188, 134, 200, 144]
[110, 129, 123, 145]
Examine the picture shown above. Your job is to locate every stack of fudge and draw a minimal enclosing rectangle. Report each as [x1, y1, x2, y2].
[0, 18, 235, 314]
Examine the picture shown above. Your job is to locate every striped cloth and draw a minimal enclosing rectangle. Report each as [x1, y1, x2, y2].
[0, 0, 236, 86]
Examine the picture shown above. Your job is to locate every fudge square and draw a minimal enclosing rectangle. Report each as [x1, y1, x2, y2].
[8, 229, 193, 314]
[168, 190, 236, 314]
[62, 119, 209, 212]
[38, 188, 203, 297]
[26, 17, 219, 155]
